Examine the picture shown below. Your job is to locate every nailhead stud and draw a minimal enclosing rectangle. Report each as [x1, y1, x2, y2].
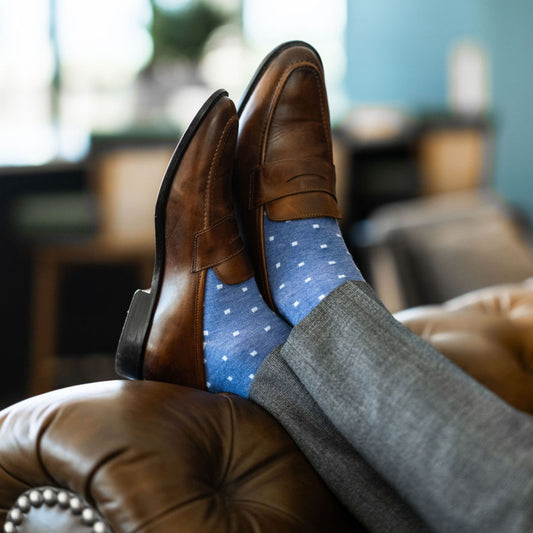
[3, 521, 16, 533]
[82, 507, 96, 525]
[69, 496, 83, 514]
[57, 490, 70, 508]
[7, 508, 22, 525]
[16, 495, 30, 513]
[28, 491, 43, 507]
[93, 521, 107, 533]
[42, 488, 57, 506]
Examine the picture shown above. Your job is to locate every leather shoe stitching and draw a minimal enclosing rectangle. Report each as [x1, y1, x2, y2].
[203, 115, 239, 230]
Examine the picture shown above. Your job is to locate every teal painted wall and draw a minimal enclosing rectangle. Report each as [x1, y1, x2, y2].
[345, 1, 533, 220]
[345, 0, 484, 110]
[482, 1, 533, 218]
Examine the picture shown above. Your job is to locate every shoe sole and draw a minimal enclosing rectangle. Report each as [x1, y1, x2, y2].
[115, 89, 229, 380]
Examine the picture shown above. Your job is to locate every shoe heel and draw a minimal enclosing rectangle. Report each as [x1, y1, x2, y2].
[115, 289, 154, 380]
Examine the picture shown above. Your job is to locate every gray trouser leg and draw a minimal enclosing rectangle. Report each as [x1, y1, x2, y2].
[264, 280, 533, 532]
[250, 346, 429, 532]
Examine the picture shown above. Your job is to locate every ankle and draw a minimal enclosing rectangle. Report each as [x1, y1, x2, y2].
[263, 215, 363, 326]
[203, 268, 291, 397]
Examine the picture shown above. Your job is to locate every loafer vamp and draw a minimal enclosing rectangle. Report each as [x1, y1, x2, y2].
[235, 42, 341, 309]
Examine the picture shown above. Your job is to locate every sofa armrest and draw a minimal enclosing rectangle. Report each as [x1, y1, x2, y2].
[0, 381, 356, 532]
[395, 278, 533, 413]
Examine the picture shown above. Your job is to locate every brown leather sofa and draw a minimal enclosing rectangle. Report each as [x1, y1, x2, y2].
[2, 280, 533, 532]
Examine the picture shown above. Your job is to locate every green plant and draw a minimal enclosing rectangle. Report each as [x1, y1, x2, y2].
[150, 1, 228, 62]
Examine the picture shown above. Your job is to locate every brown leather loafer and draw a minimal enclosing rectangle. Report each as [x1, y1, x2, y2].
[234, 41, 341, 310]
[116, 90, 253, 389]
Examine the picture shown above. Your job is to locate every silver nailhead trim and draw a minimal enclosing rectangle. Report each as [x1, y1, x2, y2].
[93, 521, 107, 533]
[3, 522, 16, 533]
[82, 507, 96, 525]
[69, 496, 83, 514]
[7, 509, 22, 525]
[3, 487, 112, 533]
[28, 491, 43, 507]
[15, 496, 30, 513]
[42, 488, 57, 506]
[57, 490, 70, 508]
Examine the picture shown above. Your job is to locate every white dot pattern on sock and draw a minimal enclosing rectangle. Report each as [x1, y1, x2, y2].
[263, 213, 363, 326]
[203, 268, 290, 397]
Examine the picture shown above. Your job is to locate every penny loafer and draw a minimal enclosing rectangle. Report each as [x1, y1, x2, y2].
[116, 89, 253, 389]
[234, 41, 341, 311]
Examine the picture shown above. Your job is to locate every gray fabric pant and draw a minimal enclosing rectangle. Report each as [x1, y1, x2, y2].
[250, 281, 533, 533]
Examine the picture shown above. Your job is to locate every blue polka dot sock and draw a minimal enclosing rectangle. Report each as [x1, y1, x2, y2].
[264, 213, 364, 326]
[203, 267, 291, 397]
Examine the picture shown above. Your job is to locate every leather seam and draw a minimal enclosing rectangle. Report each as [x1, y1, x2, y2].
[194, 113, 239, 273]
[252, 159, 336, 207]
[199, 245, 246, 273]
[255, 186, 335, 208]
[203, 115, 239, 230]
[192, 216, 245, 272]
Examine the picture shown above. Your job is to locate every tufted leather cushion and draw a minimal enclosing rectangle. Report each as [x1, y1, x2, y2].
[0, 381, 357, 532]
[395, 279, 533, 414]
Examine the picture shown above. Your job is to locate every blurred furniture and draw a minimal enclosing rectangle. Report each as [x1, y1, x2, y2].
[1, 279, 533, 532]
[29, 145, 174, 395]
[417, 114, 492, 195]
[396, 279, 533, 414]
[333, 112, 492, 232]
[357, 191, 533, 312]
[333, 125, 419, 231]
[0, 163, 88, 409]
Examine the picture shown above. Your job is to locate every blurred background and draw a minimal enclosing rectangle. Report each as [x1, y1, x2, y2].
[2, 0, 533, 407]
